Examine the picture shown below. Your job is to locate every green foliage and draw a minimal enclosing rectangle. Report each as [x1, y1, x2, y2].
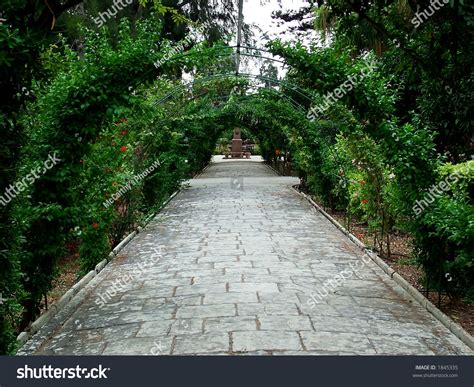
[417, 161, 473, 299]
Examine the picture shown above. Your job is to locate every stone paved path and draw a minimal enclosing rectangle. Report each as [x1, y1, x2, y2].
[19, 157, 472, 355]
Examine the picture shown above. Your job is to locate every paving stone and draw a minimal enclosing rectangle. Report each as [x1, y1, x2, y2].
[65, 314, 121, 331]
[239, 255, 280, 263]
[198, 256, 239, 264]
[118, 305, 177, 323]
[120, 287, 175, 300]
[264, 303, 301, 316]
[258, 316, 313, 331]
[236, 303, 266, 316]
[301, 332, 376, 354]
[176, 304, 236, 319]
[258, 293, 300, 304]
[103, 337, 173, 355]
[175, 283, 227, 296]
[233, 331, 302, 352]
[84, 300, 144, 314]
[161, 295, 202, 306]
[308, 315, 372, 335]
[242, 274, 288, 283]
[173, 333, 230, 354]
[204, 292, 259, 304]
[49, 342, 106, 355]
[422, 337, 473, 355]
[136, 319, 173, 337]
[368, 335, 435, 355]
[175, 269, 224, 279]
[204, 316, 257, 333]
[225, 267, 270, 276]
[192, 274, 243, 285]
[170, 318, 204, 335]
[228, 282, 279, 293]
[214, 261, 252, 269]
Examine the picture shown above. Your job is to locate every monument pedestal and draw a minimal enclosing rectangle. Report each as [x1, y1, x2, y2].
[231, 128, 243, 158]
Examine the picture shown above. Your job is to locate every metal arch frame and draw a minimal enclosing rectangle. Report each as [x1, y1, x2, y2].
[152, 72, 312, 110]
[163, 90, 307, 123]
[131, 43, 293, 94]
[177, 90, 304, 114]
[161, 43, 287, 65]
[202, 50, 287, 64]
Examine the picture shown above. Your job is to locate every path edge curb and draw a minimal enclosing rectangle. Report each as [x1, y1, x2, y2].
[294, 187, 474, 351]
[264, 161, 282, 176]
[193, 162, 212, 178]
[15, 188, 182, 352]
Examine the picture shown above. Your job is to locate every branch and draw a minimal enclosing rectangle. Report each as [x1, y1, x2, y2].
[39, 0, 83, 30]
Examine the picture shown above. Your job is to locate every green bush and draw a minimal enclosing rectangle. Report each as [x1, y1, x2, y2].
[417, 161, 474, 300]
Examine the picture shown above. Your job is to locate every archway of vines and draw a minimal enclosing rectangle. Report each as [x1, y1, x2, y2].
[2, 16, 472, 354]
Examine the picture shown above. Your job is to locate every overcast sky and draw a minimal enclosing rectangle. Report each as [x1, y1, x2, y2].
[235, 0, 315, 77]
[243, 0, 312, 44]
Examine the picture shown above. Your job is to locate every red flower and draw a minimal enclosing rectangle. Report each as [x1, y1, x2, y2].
[92, 223, 99, 229]
[120, 146, 127, 152]
[115, 118, 128, 126]
[339, 170, 345, 176]
[121, 130, 128, 136]
[361, 199, 369, 204]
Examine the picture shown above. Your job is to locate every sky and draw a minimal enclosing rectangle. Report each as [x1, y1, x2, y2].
[235, 0, 315, 77]
[243, 0, 312, 43]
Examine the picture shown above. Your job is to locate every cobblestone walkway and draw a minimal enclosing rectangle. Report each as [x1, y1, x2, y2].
[19, 157, 472, 355]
